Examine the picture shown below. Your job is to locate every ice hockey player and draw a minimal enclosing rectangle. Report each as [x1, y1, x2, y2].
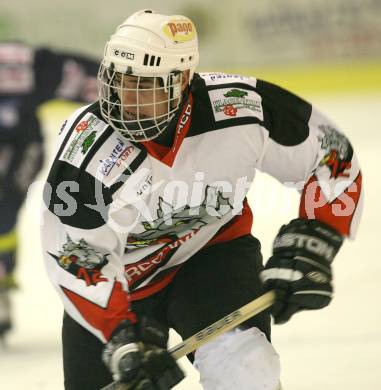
[0, 41, 99, 341]
[41, 9, 363, 390]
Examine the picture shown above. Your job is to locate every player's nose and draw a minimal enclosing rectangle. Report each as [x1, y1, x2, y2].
[120, 88, 137, 105]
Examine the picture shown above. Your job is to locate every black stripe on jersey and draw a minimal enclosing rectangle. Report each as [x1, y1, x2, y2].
[45, 103, 118, 229]
[46, 160, 113, 229]
[187, 74, 312, 147]
[188, 74, 264, 137]
[46, 141, 147, 228]
[187, 81, 263, 137]
[255, 79, 312, 146]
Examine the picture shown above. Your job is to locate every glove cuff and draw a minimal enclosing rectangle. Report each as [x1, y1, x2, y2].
[136, 316, 169, 348]
[273, 218, 343, 263]
[110, 343, 140, 381]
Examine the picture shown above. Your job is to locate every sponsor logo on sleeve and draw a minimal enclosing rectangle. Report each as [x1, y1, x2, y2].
[209, 88, 263, 121]
[201, 73, 257, 87]
[84, 134, 143, 187]
[59, 113, 108, 168]
[99, 138, 136, 177]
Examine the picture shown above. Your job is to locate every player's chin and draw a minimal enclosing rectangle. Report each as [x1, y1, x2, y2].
[122, 109, 151, 121]
[122, 110, 138, 121]
[125, 118, 157, 133]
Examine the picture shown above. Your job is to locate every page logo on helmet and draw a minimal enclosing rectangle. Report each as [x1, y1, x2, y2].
[163, 19, 196, 42]
[113, 49, 135, 60]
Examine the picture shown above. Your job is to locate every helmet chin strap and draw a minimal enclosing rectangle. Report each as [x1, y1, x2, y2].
[168, 71, 183, 110]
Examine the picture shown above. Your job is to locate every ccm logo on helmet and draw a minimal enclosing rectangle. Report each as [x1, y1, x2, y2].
[113, 49, 135, 60]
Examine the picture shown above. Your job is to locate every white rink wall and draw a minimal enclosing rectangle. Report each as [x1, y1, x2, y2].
[1, 0, 380, 68]
[0, 91, 380, 389]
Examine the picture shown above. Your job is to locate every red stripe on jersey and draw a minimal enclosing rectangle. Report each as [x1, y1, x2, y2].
[206, 198, 253, 247]
[141, 138, 170, 161]
[299, 172, 362, 236]
[129, 200, 253, 301]
[130, 267, 180, 301]
[141, 93, 193, 167]
[61, 282, 136, 340]
[130, 200, 253, 301]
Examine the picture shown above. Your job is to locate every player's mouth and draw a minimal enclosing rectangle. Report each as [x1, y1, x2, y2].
[123, 109, 149, 121]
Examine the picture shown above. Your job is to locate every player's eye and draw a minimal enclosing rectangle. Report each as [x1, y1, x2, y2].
[113, 75, 122, 87]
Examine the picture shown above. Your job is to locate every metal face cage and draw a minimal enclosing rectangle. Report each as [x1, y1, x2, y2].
[98, 62, 183, 142]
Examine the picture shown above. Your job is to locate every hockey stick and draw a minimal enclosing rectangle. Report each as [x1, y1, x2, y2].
[101, 290, 275, 390]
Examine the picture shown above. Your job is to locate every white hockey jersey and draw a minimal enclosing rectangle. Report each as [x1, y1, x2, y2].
[41, 73, 363, 342]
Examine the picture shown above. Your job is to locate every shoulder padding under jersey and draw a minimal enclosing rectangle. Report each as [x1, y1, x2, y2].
[45, 102, 147, 230]
[190, 72, 312, 146]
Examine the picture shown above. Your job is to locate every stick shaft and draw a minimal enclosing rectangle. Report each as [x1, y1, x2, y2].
[170, 290, 275, 359]
[101, 290, 275, 390]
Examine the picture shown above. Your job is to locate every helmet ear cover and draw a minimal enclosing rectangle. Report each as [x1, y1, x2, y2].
[97, 9, 199, 141]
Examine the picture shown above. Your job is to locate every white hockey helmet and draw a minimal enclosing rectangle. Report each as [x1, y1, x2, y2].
[98, 9, 199, 142]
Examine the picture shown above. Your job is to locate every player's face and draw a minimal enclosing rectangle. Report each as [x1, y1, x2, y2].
[115, 74, 171, 121]
[99, 69, 190, 141]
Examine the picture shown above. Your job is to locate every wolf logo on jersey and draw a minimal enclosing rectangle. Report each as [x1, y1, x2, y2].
[318, 124, 353, 178]
[49, 235, 109, 286]
[126, 186, 233, 248]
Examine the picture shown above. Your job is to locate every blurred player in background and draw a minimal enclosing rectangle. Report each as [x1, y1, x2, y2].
[0, 41, 99, 341]
[41, 9, 363, 390]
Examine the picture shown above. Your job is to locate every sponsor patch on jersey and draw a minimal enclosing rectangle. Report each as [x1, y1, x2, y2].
[162, 18, 196, 42]
[208, 88, 263, 121]
[201, 73, 257, 87]
[86, 133, 143, 187]
[59, 113, 108, 168]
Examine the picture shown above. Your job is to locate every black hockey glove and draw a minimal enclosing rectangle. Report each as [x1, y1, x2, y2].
[260, 218, 343, 324]
[103, 316, 184, 389]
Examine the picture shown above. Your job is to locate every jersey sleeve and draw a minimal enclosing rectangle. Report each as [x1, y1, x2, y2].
[255, 80, 363, 238]
[41, 108, 136, 342]
[33, 48, 99, 104]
